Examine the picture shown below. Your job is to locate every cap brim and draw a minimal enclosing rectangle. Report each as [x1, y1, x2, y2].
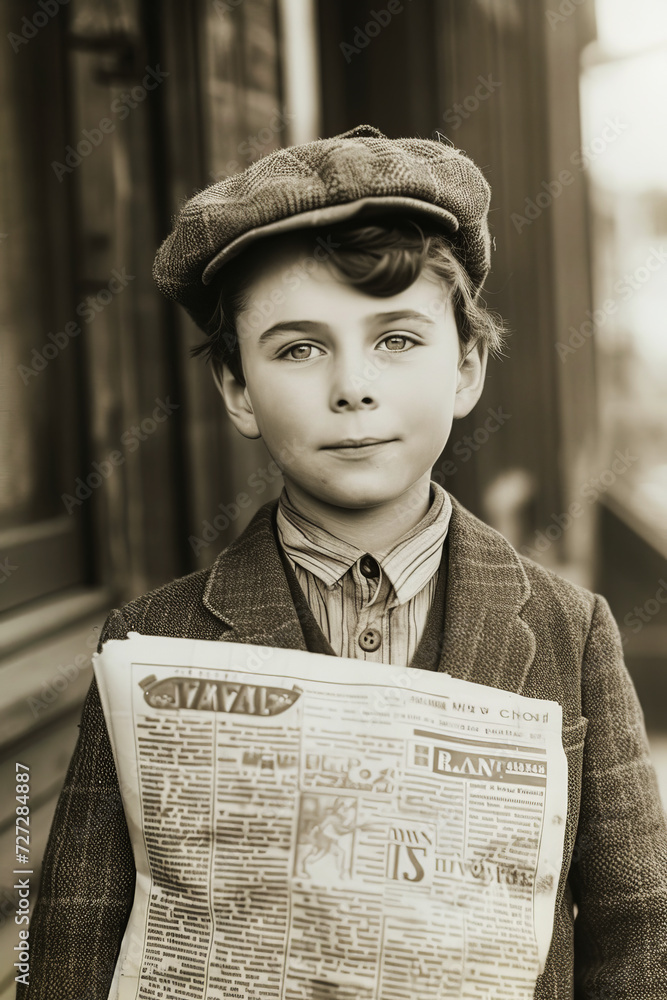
[201, 196, 460, 285]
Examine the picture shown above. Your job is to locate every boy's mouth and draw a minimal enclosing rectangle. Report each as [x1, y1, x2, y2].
[321, 438, 397, 452]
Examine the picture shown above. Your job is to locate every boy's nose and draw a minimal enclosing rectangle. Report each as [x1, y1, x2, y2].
[331, 392, 378, 412]
[329, 357, 380, 411]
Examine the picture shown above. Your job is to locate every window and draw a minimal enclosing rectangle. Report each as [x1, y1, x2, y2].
[0, 10, 87, 615]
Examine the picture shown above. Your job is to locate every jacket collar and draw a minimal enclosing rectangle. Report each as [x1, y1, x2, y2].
[203, 493, 536, 694]
[202, 500, 306, 651]
[275, 481, 452, 606]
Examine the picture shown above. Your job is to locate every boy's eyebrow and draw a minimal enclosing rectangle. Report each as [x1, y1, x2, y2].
[257, 310, 435, 344]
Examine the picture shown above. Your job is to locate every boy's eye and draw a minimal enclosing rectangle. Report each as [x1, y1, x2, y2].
[378, 334, 415, 352]
[281, 343, 324, 361]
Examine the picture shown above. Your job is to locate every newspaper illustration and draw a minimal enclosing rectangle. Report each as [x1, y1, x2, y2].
[93, 632, 569, 1000]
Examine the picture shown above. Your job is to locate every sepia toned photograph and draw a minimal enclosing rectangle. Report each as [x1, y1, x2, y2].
[1, 0, 666, 996]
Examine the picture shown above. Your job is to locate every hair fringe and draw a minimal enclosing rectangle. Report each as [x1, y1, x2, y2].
[192, 218, 509, 383]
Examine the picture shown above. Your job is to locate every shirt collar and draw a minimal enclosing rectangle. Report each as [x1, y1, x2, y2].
[276, 481, 452, 606]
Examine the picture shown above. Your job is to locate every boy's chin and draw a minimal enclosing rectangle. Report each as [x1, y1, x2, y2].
[300, 472, 420, 511]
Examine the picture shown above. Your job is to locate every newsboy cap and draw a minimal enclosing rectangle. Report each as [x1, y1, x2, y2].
[152, 124, 493, 333]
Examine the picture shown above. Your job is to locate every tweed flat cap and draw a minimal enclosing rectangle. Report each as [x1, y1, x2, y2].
[152, 124, 492, 332]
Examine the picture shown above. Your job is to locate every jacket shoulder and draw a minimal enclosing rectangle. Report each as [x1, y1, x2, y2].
[518, 551, 596, 609]
[449, 491, 598, 628]
[449, 490, 603, 650]
[99, 499, 280, 647]
[99, 563, 220, 645]
[517, 551, 600, 641]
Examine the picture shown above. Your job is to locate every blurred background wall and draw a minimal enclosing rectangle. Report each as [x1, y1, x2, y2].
[1, 0, 666, 992]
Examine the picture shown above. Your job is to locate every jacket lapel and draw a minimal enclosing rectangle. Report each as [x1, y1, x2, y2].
[439, 494, 536, 693]
[202, 502, 308, 651]
[202, 493, 537, 696]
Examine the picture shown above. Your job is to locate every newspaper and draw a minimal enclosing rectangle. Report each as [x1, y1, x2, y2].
[93, 632, 569, 1000]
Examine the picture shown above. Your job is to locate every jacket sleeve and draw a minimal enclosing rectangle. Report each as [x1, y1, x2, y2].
[571, 593, 667, 997]
[18, 610, 136, 1000]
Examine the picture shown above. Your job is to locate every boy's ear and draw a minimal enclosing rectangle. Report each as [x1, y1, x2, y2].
[453, 339, 488, 419]
[211, 362, 261, 439]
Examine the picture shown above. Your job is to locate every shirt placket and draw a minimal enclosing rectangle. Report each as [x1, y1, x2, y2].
[350, 556, 396, 662]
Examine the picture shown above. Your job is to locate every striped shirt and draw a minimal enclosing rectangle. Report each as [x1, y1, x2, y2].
[275, 482, 452, 667]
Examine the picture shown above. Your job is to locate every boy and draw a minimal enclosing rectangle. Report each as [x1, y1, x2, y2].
[22, 125, 667, 998]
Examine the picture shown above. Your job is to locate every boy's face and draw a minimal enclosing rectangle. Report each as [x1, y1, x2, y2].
[217, 233, 487, 510]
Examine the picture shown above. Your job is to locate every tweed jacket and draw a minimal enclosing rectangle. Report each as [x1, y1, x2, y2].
[20, 494, 667, 1000]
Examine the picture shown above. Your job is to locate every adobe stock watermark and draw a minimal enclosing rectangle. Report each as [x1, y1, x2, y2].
[372, 667, 416, 713]
[556, 246, 667, 362]
[7, 0, 69, 53]
[520, 449, 638, 559]
[511, 116, 628, 233]
[212, 0, 243, 15]
[620, 579, 667, 647]
[0, 557, 18, 585]
[51, 66, 169, 182]
[27, 628, 99, 717]
[232, 234, 341, 348]
[546, 0, 590, 30]
[189, 437, 307, 556]
[0, 885, 19, 930]
[432, 408, 511, 481]
[61, 397, 180, 514]
[570, 818, 615, 869]
[438, 75, 502, 131]
[340, 0, 413, 63]
[376, 407, 512, 531]
[17, 268, 135, 384]
[209, 107, 296, 182]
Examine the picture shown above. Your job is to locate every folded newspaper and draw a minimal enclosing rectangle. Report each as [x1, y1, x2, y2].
[93, 633, 569, 1000]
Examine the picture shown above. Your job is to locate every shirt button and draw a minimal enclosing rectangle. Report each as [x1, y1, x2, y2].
[358, 627, 382, 652]
[359, 554, 380, 579]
